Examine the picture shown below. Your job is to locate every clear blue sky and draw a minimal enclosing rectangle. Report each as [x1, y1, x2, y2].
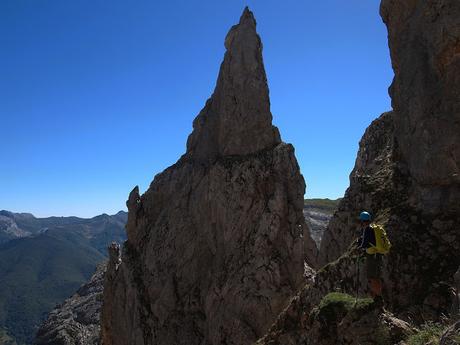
[0, 0, 393, 217]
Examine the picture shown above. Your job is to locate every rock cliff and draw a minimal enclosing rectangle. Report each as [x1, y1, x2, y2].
[318, 0, 460, 318]
[101, 7, 316, 345]
[257, 0, 460, 343]
[381, 0, 460, 210]
[319, 111, 397, 265]
[35, 263, 106, 345]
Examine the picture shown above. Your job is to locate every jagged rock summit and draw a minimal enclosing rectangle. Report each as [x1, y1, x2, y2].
[102, 8, 317, 345]
[186, 7, 281, 161]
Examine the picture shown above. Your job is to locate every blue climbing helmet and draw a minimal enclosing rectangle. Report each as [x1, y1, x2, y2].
[359, 211, 371, 221]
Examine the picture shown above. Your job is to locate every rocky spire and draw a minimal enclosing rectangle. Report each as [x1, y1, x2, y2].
[101, 8, 316, 345]
[186, 7, 281, 161]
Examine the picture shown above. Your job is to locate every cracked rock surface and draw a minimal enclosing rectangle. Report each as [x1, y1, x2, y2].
[258, 1, 460, 343]
[319, 0, 460, 321]
[101, 7, 316, 345]
[35, 263, 106, 345]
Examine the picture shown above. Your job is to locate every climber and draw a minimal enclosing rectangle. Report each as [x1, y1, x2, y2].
[357, 211, 384, 304]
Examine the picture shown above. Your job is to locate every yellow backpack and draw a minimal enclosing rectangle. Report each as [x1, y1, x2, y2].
[366, 224, 391, 255]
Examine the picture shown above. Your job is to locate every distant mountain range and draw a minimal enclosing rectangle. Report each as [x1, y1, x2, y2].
[0, 210, 127, 249]
[0, 211, 127, 345]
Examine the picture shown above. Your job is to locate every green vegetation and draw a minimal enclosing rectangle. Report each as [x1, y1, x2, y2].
[313, 293, 393, 345]
[0, 210, 127, 254]
[312, 292, 373, 325]
[304, 198, 341, 211]
[406, 323, 444, 345]
[0, 228, 111, 344]
[2, 211, 130, 343]
[319, 292, 373, 313]
[0, 211, 127, 344]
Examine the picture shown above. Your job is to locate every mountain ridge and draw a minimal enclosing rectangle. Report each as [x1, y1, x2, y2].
[0, 211, 127, 345]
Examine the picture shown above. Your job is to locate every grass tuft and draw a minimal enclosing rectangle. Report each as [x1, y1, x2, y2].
[315, 292, 374, 325]
[406, 322, 444, 345]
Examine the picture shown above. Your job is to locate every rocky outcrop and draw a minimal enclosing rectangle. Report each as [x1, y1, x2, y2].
[318, 111, 397, 265]
[185, 8, 281, 162]
[380, 0, 460, 212]
[320, 0, 460, 261]
[255, 292, 412, 345]
[101, 7, 316, 345]
[100, 1, 459, 344]
[35, 263, 106, 345]
[0, 214, 30, 243]
[317, 0, 460, 320]
[0, 211, 37, 243]
[256, 1, 460, 343]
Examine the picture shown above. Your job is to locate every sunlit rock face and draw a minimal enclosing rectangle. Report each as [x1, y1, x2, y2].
[101, 7, 317, 345]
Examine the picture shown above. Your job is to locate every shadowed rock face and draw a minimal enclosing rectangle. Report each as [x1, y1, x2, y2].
[318, 0, 460, 320]
[186, 8, 281, 161]
[319, 111, 397, 265]
[381, 0, 460, 213]
[256, 291, 413, 345]
[101, 7, 316, 345]
[255, 3, 460, 341]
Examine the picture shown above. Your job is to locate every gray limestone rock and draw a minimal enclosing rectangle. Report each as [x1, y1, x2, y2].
[257, 2, 460, 342]
[318, 111, 397, 265]
[255, 291, 413, 345]
[101, 7, 316, 345]
[380, 0, 460, 213]
[317, 0, 460, 319]
[186, 8, 281, 162]
[35, 263, 106, 345]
